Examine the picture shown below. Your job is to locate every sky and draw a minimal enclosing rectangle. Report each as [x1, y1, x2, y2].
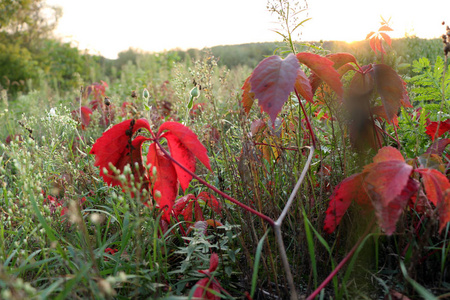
[46, 0, 450, 59]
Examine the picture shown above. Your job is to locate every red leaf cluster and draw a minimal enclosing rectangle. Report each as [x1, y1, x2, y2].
[241, 52, 343, 123]
[366, 17, 393, 54]
[324, 146, 450, 235]
[172, 192, 222, 227]
[71, 106, 93, 130]
[90, 119, 211, 222]
[192, 253, 223, 300]
[425, 119, 450, 140]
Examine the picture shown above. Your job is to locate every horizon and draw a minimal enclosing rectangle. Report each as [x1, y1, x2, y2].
[46, 0, 450, 59]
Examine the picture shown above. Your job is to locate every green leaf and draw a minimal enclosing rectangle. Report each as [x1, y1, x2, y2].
[251, 230, 269, 298]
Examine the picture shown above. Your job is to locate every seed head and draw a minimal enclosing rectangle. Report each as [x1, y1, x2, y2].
[142, 88, 150, 99]
[104, 97, 111, 106]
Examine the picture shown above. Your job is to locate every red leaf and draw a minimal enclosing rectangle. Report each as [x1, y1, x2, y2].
[296, 52, 343, 98]
[366, 31, 376, 40]
[375, 36, 385, 54]
[161, 131, 196, 192]
[425, 138, 450, 155]
[173, 194, 197, 222]
[209, 253, 219, 272]
[324, 173, 370, 234]
[369, 37, 377, 53]
[379, 25, 393, 31]
[241, 74, 255, 114]
[425, 119, 450, 140]
[147, 143, 178, 222]
[349, 66, 374, 96]
[372, 64, 408, 122]
[193, 278, 222, 300]
[372, 106, 399, 126]
[309, 53, 356, 95]
[197, 191, 222, 216]
[158, 122, 211, 171]
[80, 106, 93, 128]
[371, 178, 419, 235]
[371, 145, 406, 164]
[363, 148, 413, 207]
[249, 54, 299, 123]
[416, 168, 450, 233]
[379, 32, 392, 46]
[90, 119, 151, 187]
[294, 68, 314, 103]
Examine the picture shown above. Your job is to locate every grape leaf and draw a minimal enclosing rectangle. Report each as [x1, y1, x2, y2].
[193, 253, 222, 299]
[241, 74, 255, 114]
[373, 64, 408, 122]
[371, 178, 419, 235]
[309, 53, 357, 95]
[363, 148, 413, 207]
[425, 119, 450, 140]
[158, 122, 211, 171]
[425, 138, 450, 155]
[294, 68, 314, 103]
[416, 168, 450, 233]
[249, 54, 299, 123]
[296, 52, 344, 97]
[324, 173, 370, 234]
[148, 143, 178, 221]
[89, 119, 151, 187]
[160, 131, 197, 192]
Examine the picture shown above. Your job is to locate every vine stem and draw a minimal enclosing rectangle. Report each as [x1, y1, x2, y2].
[294, 88, 317, 148]
[306, 218, 375, 300]
[274, 145, 314, 300]
[153, 139, 275, 226]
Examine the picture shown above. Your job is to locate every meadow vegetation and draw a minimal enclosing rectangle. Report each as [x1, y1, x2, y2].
[1, 1, 450, 299]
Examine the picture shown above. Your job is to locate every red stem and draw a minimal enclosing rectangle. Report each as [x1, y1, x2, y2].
[294, 88, 317, 148]
[153, 139, 275, 227]
[306, 219, 375, 300]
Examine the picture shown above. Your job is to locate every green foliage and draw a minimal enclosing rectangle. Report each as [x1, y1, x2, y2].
[408, 56, 450, 105]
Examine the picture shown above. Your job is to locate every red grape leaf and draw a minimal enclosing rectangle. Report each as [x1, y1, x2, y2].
[425, 138, 450, 155]
[296, 52, 343, 98]
[400, 79, 413, 108]
[379, 32, 392, 46]
[324, 173, 370, 233]
[147, 143, 178, 222]
[160, 131, 196, 192]
[372, 106, 399, 126]
[416, 168, 450, 233]
[366, 31, 375, 40]
[379, 25, 393, 31]
[309, 53, 357, 94]
[158, 122, 211, 171]
[209, 252, 219, 272]
[372, 145, 406, 164]
[369, 37, 377, 53]
[294, 68, 313, 103]
[425, 119, 450, 140]
[193, 278, 222, 300]
[197, 191, 222, 215]
[349, 66, 374, 96]
[241, 74, 255, 114]
[173, 194, 197, 223]
[371, 177, 419, 235]
[90, 119, 151, 187]
[363, 159, 413, 207]
[372, 64, 408, 122]
[249, 54, 299, 123]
